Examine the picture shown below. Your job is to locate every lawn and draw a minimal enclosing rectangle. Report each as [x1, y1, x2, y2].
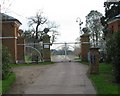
[90, 63, 119, 94]
[1, 72, 16, 94]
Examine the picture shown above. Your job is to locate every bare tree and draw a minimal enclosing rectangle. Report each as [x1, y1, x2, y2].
[28, 11, 47, 40]
[74, 37, 81, 58]
[46, 21, 60, 43]
[74, 47, 81, 58]
[28, 10, 59, 43]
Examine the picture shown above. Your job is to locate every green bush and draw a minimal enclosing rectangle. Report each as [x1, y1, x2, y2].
[2, 46, 11, 80]
[106, 37, 113, 63]
[106, 31, 120, 84]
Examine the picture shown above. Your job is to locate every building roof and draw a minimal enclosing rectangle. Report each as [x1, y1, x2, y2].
[115, 14, 120, 18]
[0, 13, 22, 24]
[107, 14, 120, 24]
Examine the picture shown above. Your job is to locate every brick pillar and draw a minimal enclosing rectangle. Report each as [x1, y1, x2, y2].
[80, 34, 90, 62]
[43, 34, 51, 62]
[17, 37, 25, 63]
[2, 38, 17, 63]
[1, 22, 18, 63]
[89, 48, 99, 74]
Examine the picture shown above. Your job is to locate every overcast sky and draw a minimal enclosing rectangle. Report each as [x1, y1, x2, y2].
[0, 0, 106, 48]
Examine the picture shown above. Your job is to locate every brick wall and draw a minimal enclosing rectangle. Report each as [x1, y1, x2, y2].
[17, 37, 25, 63]
[1, 21, 23, 63]
[2, 21, 18, 63]
[2, 22, 18, 37]
[108, 19, 120, 32]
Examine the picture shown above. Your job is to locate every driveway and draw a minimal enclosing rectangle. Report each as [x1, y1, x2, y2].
[8, 62, 96, 94]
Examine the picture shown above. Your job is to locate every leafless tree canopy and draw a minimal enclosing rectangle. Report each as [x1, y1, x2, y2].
[27, 10, 59, 43]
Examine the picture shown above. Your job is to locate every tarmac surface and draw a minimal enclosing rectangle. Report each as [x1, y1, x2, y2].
[24, 62, 96, 94]
[8, 56, 96, 94]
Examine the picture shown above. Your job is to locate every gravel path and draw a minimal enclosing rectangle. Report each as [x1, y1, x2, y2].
[7, 64, 55, 94]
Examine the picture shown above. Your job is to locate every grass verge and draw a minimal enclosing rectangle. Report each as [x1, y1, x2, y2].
[1, 72, 16, 94]
[10, 61, 55, 68]
[90, 63, 119, 94]
[0, 80, 1, 95]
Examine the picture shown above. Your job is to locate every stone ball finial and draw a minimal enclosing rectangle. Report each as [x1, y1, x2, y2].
[82, 27, 89, 34]
[43, 28, 49, 34]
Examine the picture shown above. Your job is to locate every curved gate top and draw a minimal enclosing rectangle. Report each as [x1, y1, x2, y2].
[51, 42, 81, 62]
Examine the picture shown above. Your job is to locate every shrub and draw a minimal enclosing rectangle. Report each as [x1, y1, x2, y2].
[106, 31, 120, 84]
[2, 46, 11, 80]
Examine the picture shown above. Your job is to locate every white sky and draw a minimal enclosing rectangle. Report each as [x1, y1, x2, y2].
[0, 0, 106, 48]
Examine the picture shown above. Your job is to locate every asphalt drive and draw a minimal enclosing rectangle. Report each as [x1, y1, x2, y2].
[24, 62, 96, 94]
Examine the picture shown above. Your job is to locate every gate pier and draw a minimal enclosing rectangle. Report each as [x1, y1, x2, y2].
[43, 33, 51, 62]
[80, 33, 90, 62]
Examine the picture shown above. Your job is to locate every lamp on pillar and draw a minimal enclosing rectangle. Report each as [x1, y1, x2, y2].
[76, 17, 83, 35]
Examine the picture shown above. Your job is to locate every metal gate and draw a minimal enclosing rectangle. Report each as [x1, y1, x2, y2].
[18, 42, 81, 63]
[51, 42, 81, 62]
